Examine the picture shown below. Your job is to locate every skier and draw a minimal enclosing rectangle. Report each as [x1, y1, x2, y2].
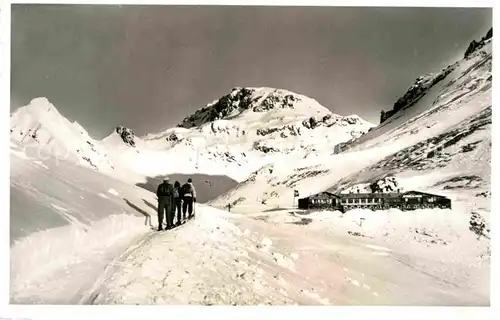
[156, 177, 175, 231]
[173, 181, 183, 225]
[181, 178, 197, 219]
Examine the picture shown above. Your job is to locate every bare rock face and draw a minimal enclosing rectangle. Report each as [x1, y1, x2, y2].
[464, 27, 492, 59]
[380, 27, 492, 125]
[379, 66, 455, 124]
[256, 124, 302, 137]
[178, 88, 256, 128]
[116, 126, 136, 147]
[369, 176, 400, 193]
[469, 211, 490, 239]
[252, 141, 280, 153]
[178, 88, 308, 128]
[166, 132, 180, 142]
[253, 93, 300, 112]
[388, 66, 456, 120]
[302, 116, 320, 129]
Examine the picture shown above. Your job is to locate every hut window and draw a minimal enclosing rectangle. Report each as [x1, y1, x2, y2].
[348, 199, 353, 204]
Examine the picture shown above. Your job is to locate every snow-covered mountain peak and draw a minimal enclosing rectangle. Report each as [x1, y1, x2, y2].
[11, 97, 63, 124]
[27, 97, 58, 111]
[11, 97, 73, 140]
[10, 98, 114, 172]
[210, 28, 492, 209]
[177, 87, 332, 129]
[97, 87, 374, 183]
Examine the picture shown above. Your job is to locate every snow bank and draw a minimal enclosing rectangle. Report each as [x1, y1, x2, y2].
[11, 214, 148, 303]
[304, 204, 489, 266]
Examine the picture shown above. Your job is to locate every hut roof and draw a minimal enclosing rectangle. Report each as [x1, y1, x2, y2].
[339, 192, 401, 199]
[402, 190, 449, 199]
[309, 191, 342, 198]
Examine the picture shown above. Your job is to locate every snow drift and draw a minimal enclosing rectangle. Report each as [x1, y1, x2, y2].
[10, 141, 158, 303]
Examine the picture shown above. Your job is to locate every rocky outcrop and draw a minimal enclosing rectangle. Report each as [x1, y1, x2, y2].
[469, 211, 490, 239]
[464, 27, 492, 59]
[369, 176, 400, 193]
[208, 122, 246, 137]
[380, 27, 492, 125]
[380, 66, 455, 124]
[256, 124, 301, 137]
[253, 93, 300, 112]
[178, 87, 314, 128]
[252, 141, 280, 153]
[342, 115, 364, 125]
[384, 65, 456, 122]
[302, 116, 320, 129]
[178, 88, 257, 128]
[115, 126, 136, 147]
[166, 132, 180, 142]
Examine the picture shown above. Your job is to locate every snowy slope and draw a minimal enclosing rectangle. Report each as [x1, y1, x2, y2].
[10, 141, 158, 303]
[11, 136, 489, 305]
[100, 87, 374, 183]
[11, 143, 489, 306]
[9, 28, 491, 307]
[82, 205, 488, 306]
[209, 35, 492, 211]
[10, 98, 115, 172]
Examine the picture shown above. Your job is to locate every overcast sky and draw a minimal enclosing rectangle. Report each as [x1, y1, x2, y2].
[11, 5, 492, 138]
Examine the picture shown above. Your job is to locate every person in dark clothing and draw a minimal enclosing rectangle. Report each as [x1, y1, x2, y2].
[181, 178, 197, 219]
[173, 181, 183, 225]
[156, 177, 174, 231]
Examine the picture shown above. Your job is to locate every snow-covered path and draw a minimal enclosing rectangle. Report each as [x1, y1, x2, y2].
[82, 206, 301, 305]
[82, 205, 489, 306]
